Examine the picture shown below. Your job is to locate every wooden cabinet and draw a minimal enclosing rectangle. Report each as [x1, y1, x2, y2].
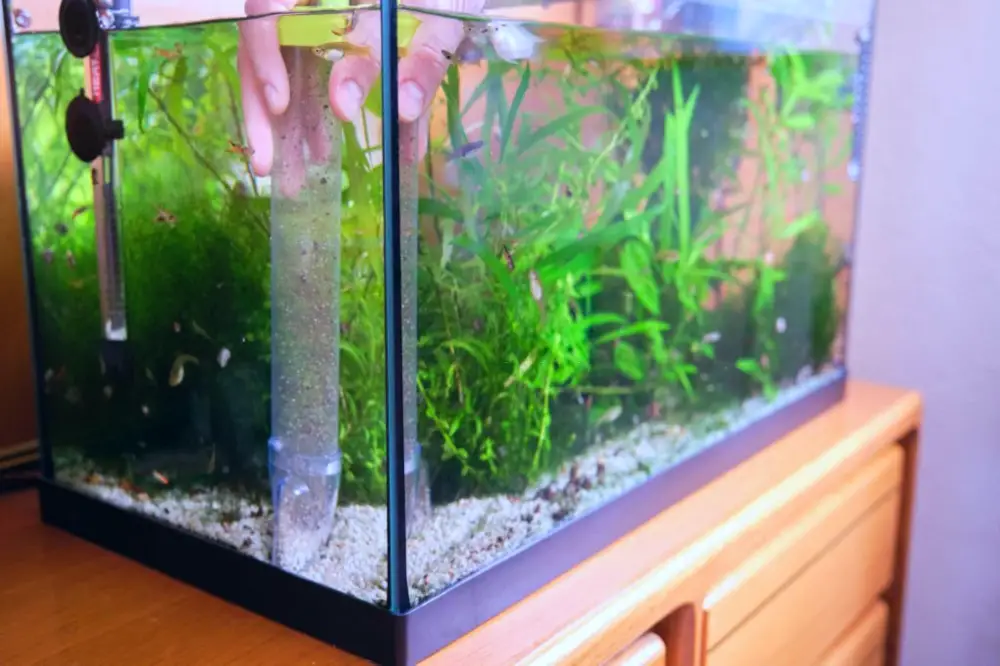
[606, 634, 667, 666]
[704, 448, 902, 666]
[0, 382, 920, 666]
[819, 601, 890, 666]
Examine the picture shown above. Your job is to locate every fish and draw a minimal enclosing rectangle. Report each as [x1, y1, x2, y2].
[54, 222, 69, 236]
[141, 404, 150, 416]
[103, 385, 113, 398]
[44, 368, 54, 383]
[702, 331, 721, 344]
[226, 140, 254, 158]
[12, 8, 31, 30]
[447, 140, 484, 162]
[453, 37, 484, 64]
[71, 205, 90, 219]
[529, 269, 544, 304]
[144, 367, 157, 385]
[594, 404, 622, 428]
[191, 320, 211, 340]
[68, 279, 85, 289]
[168, 354, 199, 387]
[154, 43, 183, 59]
[65, 386, 81, 404]
[656, 249, 680, 262]
[154, 208, 176, 225]
[65, 250, 76, 268]
[42, 248, 54, 264]
[312, 41, 371, 63]
[489, 22, 545, 63]
[775, 317, 787, 334]
[173, 321, 181, 333]
[152, 470, 170, 485]
[501, 244, 515, 271]
[217, 347, 231, 368]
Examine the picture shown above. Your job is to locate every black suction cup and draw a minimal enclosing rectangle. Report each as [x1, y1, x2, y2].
[59, 0, 101, 58]
[65, 91, 124, 163]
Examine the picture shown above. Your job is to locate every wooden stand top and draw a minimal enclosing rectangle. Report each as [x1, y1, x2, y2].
[0, 381, 920, 666]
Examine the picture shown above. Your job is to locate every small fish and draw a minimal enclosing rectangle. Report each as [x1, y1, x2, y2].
[144, 367, 157, 385]
[168, 354, 199, 387]
[529, 269, 544, 304]
[656, 249, 680, 262]
[141, 404, 150, 416]
[500, 244, 515, 271]
[488, 22, 545, 63]
[173, 321, 181, 333]
[760, 354, 770, 370]
[702, 331, 721, 344]
[12, 8, 31, 30]
[447, 140, 484, 162]
[595, 404, 623, 428]
[103, 385, 113, 398]
[646, 401, 661, 419]
[42, 248, 54, 264]
[453, 37, 484, 64]
[154, 208, 176, 225]
[54, 222, 69, 236]
[65, 386, 81, 404]
[99, 354, 106, 376]
[312, 41, 371, 63]
[44, 368, 54, 383]
[154, 43, 182, 59]
[68, 279, 85, 289]
[764, 251, 775, 266]
[217, 347, 231, 369]
[775, 317, 787, 334]
[226, 140, 254, 158]
[65, 250, 76, 269]
[191, 320, 211, 340]
[152, 470, 170, 485]
[71, 205, 90, 219]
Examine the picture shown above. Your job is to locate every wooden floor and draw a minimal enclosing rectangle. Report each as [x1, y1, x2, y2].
[0, 489, 367, 666]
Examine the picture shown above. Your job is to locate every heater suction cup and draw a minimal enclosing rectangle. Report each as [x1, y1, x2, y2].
[59, 0, 101, 58]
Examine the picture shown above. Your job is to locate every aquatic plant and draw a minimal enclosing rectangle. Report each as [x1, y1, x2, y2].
[15, 17, 852, 507]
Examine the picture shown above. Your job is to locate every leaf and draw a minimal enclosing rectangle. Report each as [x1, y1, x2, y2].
[594, 319, 670, 345]
[164, 56, 188, 121]
[777, 211, 821, 239]
[501, 64, 531, 161]
[619, 239, 660, 315]
[516, 105, 604, 155]
[136, 57, 154, 132]
[783, 113, 816, 130]
[418, 197, 462, 222]
[614, 341, 645, 381]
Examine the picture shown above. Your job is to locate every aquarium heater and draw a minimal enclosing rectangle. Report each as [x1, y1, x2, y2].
[59, 0, 134, 381]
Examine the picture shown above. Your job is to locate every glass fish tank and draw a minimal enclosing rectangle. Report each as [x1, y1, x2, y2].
[4, 0, 874, 661]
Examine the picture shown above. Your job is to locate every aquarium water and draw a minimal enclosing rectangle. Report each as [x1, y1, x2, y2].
[8, 0, 867, 607]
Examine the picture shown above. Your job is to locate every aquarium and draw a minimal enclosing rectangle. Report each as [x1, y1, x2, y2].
[4, 0, 874, 662]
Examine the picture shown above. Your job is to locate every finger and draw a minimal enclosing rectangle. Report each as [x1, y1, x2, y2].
[238, 41, 274, 176]
[299, 59, 333, 166]
[273, 108, 307, 198]
[328, 11, 383, 123]
[399, 112, 429, 166]
[396, 13, 465, 123]
[241, 0, 299, 115]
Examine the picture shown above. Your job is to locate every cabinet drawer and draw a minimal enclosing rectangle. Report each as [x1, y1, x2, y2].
[819, 601, 889, 666]
[704, 447, 902, 666]
[605, 633, 666, 666]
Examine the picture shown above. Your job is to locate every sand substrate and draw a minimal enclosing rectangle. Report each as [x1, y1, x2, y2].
[60, 368, 841, 605]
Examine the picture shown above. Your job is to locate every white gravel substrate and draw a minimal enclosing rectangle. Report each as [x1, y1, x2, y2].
[59, 367, 842, 606]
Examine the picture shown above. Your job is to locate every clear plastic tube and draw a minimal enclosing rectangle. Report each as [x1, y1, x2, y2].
[268, 47, 344, 573]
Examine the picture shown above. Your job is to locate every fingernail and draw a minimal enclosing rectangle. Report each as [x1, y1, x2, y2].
[337, 80, 364, 121]
[399, 81, 425, 123]
[264, 84, 282, 114]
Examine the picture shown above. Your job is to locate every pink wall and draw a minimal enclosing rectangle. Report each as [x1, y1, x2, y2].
[848, 0, 1000, 663]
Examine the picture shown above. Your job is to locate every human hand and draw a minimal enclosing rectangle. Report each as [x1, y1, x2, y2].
[238, 0, 487, 185]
